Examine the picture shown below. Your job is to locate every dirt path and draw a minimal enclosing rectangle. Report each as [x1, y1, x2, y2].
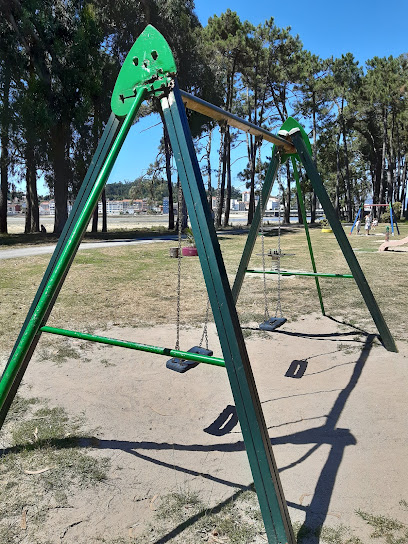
[2, 315, 408, 542]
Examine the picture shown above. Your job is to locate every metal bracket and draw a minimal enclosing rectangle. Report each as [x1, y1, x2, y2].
[111, 25, 177, 117]
[277, 117, 312, 163]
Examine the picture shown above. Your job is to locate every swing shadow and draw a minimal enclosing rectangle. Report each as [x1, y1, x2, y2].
[104, 336, 374, 539]
[1, 335, 375, 542]
[241, 324, 368, 343]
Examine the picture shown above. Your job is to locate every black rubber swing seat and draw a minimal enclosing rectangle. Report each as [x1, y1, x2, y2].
[259, 317, 287, 332]
[166, 346, 213, 373]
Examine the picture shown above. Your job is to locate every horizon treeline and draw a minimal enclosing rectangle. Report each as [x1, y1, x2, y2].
[0, 1, 407, 234]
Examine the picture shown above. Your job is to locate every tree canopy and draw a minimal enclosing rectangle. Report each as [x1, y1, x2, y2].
[0, 2, 407, 234]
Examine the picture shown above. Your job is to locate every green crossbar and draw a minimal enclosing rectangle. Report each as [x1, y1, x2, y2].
[40, 326, 226, 367]
[246, 269, 354, 279]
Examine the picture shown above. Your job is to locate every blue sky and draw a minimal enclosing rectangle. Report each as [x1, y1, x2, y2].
[39, 0, 408, 196]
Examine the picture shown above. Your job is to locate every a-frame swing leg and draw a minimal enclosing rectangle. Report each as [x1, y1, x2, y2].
[231, 147, 281, 302]
[291, 157, 325, 315]
[161, 80, 295, 544]
[291, 130, 398, 353]
[0, 89, 147, 428]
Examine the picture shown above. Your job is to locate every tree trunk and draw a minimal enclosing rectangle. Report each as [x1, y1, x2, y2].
[24, 140, 39, 233]
[247, 134, 257, 226]
[216, 129, 227, 228]
[297, 193, 303, 224]
[400, 158, 407, 218]
[335, 129, 341, 217]
[222, 133, 231, 227]
[206, 129, 213, 210]
[51, 122, 69, 235]
[102, 189, 107, 232]
[91, 204, 98, 232]
[162, 115, 174, 230]
[379, 108, 388, 207]
[310, 91, 317, 223]
[340, 106, 353, 221]
[284, 162, 290, 223]
[0, 65, 10, 234]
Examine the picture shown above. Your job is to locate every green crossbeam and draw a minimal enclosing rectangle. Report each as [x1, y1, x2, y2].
[40, 326, 226, 367]
[246, 269, 354, 278]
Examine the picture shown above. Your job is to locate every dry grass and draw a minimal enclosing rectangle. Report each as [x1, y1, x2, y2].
[1, 223, 407, 355]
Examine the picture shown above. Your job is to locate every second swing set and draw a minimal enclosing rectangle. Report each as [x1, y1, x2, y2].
[247, 145, 354, 330]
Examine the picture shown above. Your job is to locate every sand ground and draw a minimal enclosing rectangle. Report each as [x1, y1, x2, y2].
[7, 313, 407, 542]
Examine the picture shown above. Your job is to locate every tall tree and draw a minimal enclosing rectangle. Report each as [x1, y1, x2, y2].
[202, 10, 250, 227]
[294, 51, 330, 222]
[266, 25, 304, 223]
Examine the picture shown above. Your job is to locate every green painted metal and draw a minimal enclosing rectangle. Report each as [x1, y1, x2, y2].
[232, 117, 312, 304]
[111, 25, 176, 117]
[278, 117, 312, 163]
[40, 327, 226, 367]
[0, 88, 147, 423]
[161, 80, 295, 544]
[291, 158, 326, 314]
[291, 130, 398, 353]
[246, 269, 353, 278]
[0, 113, 121, 428]
[232, 148, 280, 303]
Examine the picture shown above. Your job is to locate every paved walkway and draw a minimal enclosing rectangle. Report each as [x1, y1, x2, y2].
[0, 235, 179, 260]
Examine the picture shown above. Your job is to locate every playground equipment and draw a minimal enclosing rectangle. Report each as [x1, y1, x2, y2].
[379, 235, 408, 252]
[0, 25, 397, 544]
[243, 125, 356, 318]
[258, 151, 287, 332]
[350, 203, 400, 235]
[166, 182, 213, 372]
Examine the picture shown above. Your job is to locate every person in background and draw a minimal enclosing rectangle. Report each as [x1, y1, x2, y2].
[365, 214, 372, 236]
[355, 218, 361, 234]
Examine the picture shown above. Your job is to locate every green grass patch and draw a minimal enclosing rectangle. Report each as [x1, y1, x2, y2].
[132, 487, 265, 543]
[0, 395, 110, 543]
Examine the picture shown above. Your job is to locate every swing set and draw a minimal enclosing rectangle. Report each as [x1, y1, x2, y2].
[0, 26, 397, 544]
[350, 203, 401, 235]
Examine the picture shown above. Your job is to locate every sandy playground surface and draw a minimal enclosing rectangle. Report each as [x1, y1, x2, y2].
[4, 313, 408, 542]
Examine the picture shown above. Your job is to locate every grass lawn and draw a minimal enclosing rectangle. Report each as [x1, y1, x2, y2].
[1, 222, 406, 354]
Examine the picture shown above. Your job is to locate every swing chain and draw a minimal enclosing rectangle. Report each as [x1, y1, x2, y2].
[275, 152, 283, 318]
[175, 178, 183, 350]
[199, 298, 211, 350]
[258, 139, 270, 322]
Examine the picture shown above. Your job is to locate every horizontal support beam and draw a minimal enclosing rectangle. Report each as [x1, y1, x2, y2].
[246, 269, 354, 279]
[179, 90, 296, 154]
[40, 326, 226, 367]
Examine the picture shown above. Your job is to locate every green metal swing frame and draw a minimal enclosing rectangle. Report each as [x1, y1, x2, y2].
[0, 25, 397, 544]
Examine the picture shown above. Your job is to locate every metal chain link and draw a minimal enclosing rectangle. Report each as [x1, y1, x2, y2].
[258, 139, 270, 322]
[175, 178, 183, 350]
[198, 126, 226, 349]
[275, 152, 283, 318]
[199, 297, 211, 350]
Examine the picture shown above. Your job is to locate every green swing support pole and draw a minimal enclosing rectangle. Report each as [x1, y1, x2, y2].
[232, 146, 281, 302]
[162, 80, 295, 544]
[0, 88, 147, 426]
[291, 157, 325, 315]
[291, 129, 398, 353]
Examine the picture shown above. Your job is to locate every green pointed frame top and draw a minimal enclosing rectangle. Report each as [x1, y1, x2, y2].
[111, 25, 177, 117]
[278, 117, 312, 163]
